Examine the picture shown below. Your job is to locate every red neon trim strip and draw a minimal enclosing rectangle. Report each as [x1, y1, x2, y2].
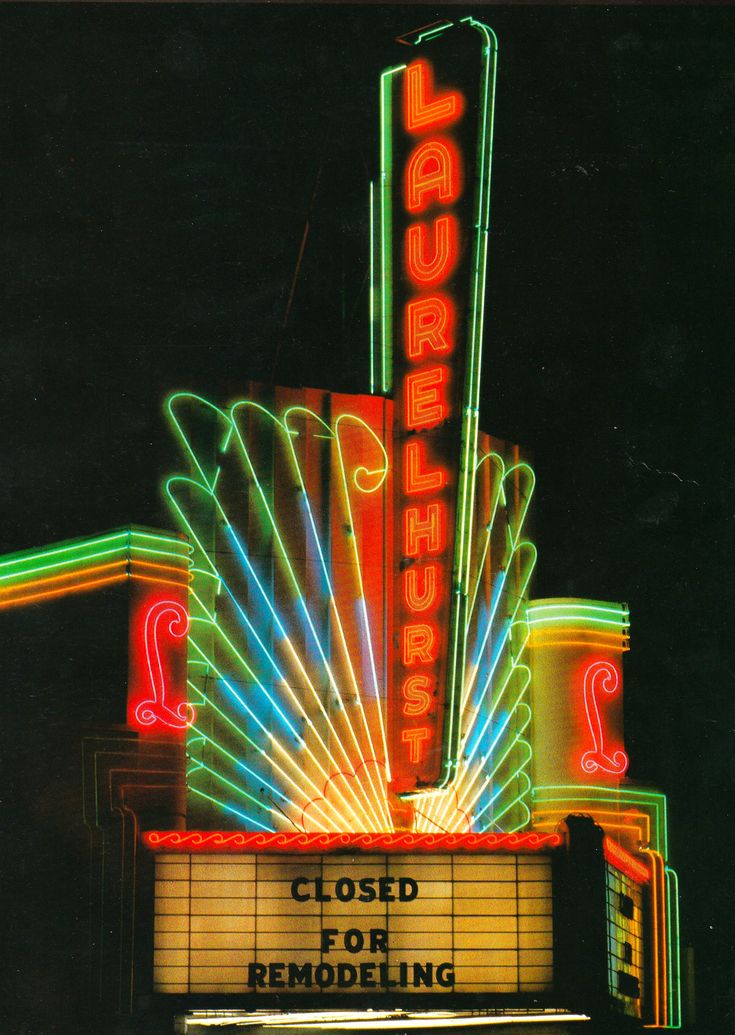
[143, 831, 563, 853]
[603, 836, 650, 884]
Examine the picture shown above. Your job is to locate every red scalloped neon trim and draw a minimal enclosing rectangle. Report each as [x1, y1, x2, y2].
[142, 830, 562, 853]
[603, 836, 650, 884]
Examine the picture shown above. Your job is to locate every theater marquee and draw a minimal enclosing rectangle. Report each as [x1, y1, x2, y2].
[149, 834, 556, 997]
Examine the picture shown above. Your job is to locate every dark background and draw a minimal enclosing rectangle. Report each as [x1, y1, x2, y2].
[1, 3, 733, 1031]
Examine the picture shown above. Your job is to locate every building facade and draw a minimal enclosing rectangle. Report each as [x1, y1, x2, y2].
[1, 16, 680, 1035]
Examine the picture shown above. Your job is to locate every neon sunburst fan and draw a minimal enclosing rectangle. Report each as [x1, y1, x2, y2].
[164, 20, 535, 835]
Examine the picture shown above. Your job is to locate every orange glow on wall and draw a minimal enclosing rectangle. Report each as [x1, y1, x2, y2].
[403, 563, 440, 612]
[404, 137, 462, 214]
[405, 216, 459, 286]
[404, 440, 447, 495]
[404, 367, 449, 428]
[405, 295, 455, 360]
[403, 58, 463, 134]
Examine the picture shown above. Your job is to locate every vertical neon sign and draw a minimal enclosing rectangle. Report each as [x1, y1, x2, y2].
[384, 22, 498, 794]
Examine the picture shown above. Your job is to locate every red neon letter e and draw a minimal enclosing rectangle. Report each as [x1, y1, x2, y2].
[405, 367, 448, 429]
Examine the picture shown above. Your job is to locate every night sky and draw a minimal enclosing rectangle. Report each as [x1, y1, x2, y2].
[2, 4, 733, 1030]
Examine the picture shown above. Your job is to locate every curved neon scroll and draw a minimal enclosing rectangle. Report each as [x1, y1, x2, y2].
[134, 599, 195, 729]
[580, 660, 629, 776]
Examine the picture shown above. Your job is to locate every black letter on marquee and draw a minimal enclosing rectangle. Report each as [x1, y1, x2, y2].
[288, 963, 313, 988]
[291, 877, 310, 902]
[399, 877, 419, 901]
[436, 963, 455, 987]
[315, 963, 335, 988]
[247, 963, 267, 987]
[337, 963, 358, 988]
[413, 962, 433, 987]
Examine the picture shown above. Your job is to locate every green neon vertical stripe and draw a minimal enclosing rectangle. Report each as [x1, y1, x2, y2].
[666, 867, 682, 1028]
[379, 65, 405, 395]
[440, 21, 499, 790]
[369, 180, 376, 394]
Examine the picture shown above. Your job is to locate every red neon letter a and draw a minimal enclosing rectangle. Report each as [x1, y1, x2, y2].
[405, 138, 461, 214]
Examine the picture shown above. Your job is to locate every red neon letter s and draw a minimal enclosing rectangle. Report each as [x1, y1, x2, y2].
[405, 215, 458, 287]
[405, 295, 454, 360]
[405, 138, 462, 214]
[404, 59, 463, 133]
[402, 675, 433, 717]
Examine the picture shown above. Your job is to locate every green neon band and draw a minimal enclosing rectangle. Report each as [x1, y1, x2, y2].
[378, 64, 405, 395]
[369, 181, 376, 394]
[439, 20, 499, 792]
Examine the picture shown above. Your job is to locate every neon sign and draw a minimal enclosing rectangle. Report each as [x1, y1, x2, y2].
[163, 23, 531, 835]
[129, 591, 193, 734]
[393, 57, 461, 789]
[387, 23, 499, 796]
[580, 660, 629, 777]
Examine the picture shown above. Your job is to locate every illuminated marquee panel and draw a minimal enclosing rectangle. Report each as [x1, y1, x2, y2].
[152, 850, 553, 996]
[606, 861, 645, 1020]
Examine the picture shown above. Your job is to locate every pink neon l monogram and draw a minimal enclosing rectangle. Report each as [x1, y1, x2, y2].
[134, 599, 195, 729]
[580, 660, 629, 776]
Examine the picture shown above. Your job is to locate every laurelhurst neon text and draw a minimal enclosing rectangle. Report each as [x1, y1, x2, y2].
[397, 59, 464, 775]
